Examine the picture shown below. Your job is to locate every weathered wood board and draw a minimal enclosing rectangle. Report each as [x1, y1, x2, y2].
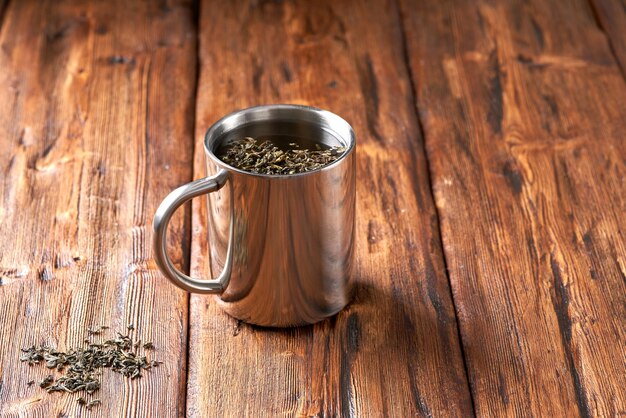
[400, 0, 626, 415]
[2, 0, 624, 416]
[0, 0, 196, 416]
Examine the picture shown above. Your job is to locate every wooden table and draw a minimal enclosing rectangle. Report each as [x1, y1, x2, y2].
[1, 0, 624, 416]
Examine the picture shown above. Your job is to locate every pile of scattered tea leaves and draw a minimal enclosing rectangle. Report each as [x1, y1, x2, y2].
[20, 325, 160, 410]
[218, 137, 345, 175]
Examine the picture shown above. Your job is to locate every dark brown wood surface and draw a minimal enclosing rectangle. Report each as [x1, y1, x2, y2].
[0, 0, 196, 416]
[0, 0, 624, 416]
[400, 0, 626, 416]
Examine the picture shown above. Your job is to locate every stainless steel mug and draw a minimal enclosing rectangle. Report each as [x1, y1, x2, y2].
[153, 105, 356, 327]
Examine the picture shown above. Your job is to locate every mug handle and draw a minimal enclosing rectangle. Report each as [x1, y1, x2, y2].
[153, 169, 231, 293]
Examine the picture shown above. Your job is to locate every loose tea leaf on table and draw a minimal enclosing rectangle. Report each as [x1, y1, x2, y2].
[218, 136, 345, 175]
[20, 326, 161, 410]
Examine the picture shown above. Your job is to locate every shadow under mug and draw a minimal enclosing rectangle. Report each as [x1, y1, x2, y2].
[153, 105, 356, 327]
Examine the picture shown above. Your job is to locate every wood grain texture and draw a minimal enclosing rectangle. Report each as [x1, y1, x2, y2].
[589, 0, 626, 76]
[187, 0, 472, 416]
[400, 0, 626, 416]
[0, 0, 196, 416]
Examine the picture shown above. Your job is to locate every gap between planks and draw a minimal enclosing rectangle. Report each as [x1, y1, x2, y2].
[184, 0, 203, 416]
[0, 0, 11, 32]
[183, 0, 202, 414]
[586, 0, 626, 80]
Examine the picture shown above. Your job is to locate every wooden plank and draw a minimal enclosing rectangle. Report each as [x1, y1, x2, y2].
[400, 0, 626, 416]
[188, 0, 473, 416]
[0, 0, 196, 416]
[589, 0, 626, 76]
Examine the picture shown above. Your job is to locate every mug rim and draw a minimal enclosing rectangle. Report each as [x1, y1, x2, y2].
[203, 104, 356, 179]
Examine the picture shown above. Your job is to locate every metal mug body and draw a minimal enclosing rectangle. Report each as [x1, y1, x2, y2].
[153, 105, 356, 327]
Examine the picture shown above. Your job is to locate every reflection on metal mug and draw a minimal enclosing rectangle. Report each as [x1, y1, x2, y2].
[153, 105, 356, 327]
